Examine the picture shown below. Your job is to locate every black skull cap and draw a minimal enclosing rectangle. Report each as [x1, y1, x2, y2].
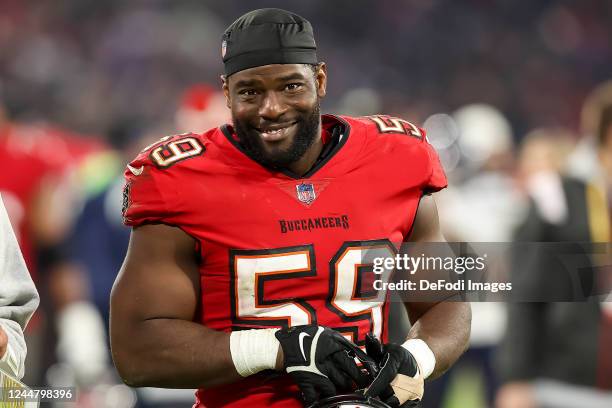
[222, 8, 318, 76]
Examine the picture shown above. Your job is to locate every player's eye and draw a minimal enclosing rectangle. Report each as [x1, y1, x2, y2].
[239, 89, 258, 97]
[285, 83, 303, 92]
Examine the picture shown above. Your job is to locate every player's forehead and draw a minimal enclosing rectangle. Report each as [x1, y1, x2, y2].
[228, 64, 311, 88]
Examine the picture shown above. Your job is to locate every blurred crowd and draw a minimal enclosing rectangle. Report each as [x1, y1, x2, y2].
[1, 0, 612, 407]
[1, 0, 612, 136]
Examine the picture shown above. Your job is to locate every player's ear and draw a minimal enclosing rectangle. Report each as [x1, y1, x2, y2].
[221, 75, 231, 108]
[315, 62, 327, 98]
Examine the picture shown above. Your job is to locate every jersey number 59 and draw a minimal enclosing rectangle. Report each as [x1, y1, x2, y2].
[229, 240, 395, 345]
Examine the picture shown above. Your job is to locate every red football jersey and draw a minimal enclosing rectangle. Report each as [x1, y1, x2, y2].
[123, 114, 447, 407]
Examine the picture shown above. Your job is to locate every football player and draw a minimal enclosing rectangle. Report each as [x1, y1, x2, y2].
[110, 8, 470, 407]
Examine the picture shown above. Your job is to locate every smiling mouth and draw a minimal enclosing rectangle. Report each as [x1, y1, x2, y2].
[256, 122, 297, 142]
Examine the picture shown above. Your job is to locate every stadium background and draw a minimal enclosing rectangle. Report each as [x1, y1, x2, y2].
[1, 0, 611, 407]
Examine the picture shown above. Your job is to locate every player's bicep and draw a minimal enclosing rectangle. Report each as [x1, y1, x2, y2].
[408, 195, 445, 243]
[405, 195, 448, 321]
[111, 224, 200, 323]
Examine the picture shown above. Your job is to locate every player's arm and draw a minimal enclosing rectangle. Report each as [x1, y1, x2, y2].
[110, 223, 364, 399]
[403, 194, 471, 379]
[110, 224, 244, 388]
[365, 195, 470, 407]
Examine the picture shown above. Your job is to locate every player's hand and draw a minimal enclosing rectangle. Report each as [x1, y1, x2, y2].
[0, 325, 7, 359]
[275, 325, 371, 405]
[363, 334, 423, 407]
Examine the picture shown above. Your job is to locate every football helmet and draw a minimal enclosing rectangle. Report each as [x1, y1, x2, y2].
[307, 394, 392, 408]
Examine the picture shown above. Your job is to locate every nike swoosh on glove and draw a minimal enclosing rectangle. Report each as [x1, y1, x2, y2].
[275, 325, 372, 405]
[363, 334, 424, 407]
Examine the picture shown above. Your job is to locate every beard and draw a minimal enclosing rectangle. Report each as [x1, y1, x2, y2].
[232, 102, 321, 169]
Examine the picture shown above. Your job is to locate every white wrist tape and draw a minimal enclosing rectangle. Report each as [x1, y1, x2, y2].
[230, 329, 280, 377]
[402, 339, 436, 379]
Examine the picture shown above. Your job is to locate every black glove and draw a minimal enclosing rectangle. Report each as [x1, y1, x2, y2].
[363, 334, 424, 407]
[275, 325, 372, 405]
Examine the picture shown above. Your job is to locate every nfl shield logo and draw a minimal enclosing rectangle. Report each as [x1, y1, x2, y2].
[221, 40, 227, 58]
[296, 183, 316, 205]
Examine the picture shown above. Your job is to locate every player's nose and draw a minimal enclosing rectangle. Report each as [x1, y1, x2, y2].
[258, 91, 287, 121]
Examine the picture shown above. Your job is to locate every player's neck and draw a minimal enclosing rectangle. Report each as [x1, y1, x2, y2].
[287, 125, 324, 176]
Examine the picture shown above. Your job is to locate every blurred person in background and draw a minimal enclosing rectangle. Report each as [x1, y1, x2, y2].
[429, 104, 526, 408]
[566, 81, 612, 183]
[495, 82, 612, 408]
[175, 84, 232, 134]
[0, 195, 40, 380]
[438, 104, 525, 242]
[0, 99, 74, 384]
[0, 98, 109, 389]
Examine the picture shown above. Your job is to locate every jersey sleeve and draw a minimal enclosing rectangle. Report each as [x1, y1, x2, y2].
[122, 152, 181, 227]
[350, 114, 449, 194]
[421, 131, 448, 194]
